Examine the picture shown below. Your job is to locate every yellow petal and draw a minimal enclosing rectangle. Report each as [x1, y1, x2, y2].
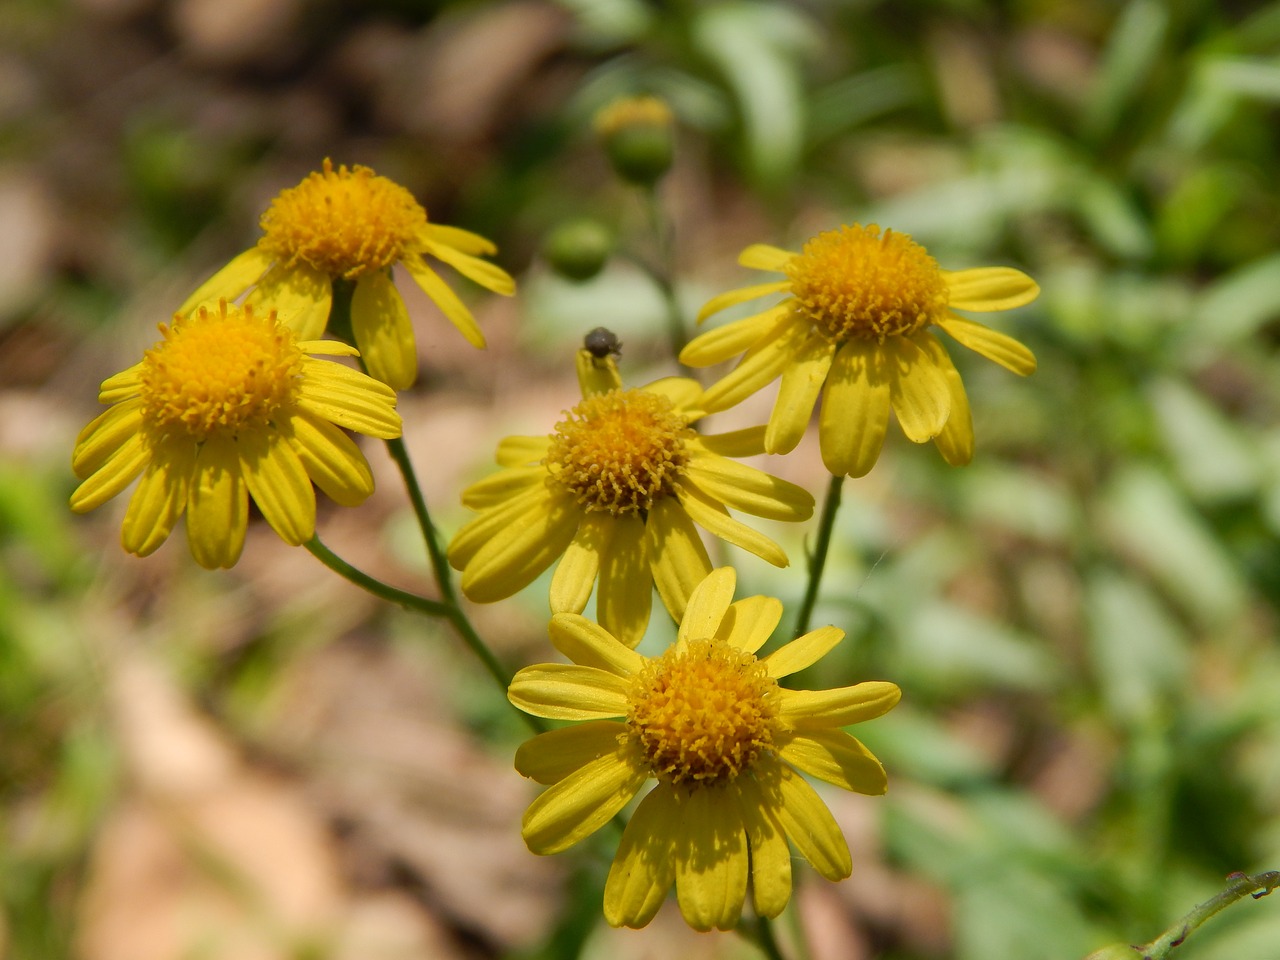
[768, 757, 851, 881]
[762, 625, 843, 678]
[680, 453, 813, 522]
[120, 438, 191, 556]
[521, 749, 648, 855]
[715, 595, 783, 654]
[886, 336, 950, 443]
[245, 262, 332, 340]
[459, 494, 579, 603]
[507, 663, 631, 720]
[402, 257, 486, 348]
[676, 484, 788, 568]
[677, 566, 737, 645]
[681, 304, 790, 366]
[98, 365, 143, 404]
[447, 484, 554, 570]
[461, 465, 548, 510]
[186, 437, 248, 569]
[550, 512, 610, 615]
[776, 728, 888, 795]
[943, 266, 1040, 312]
[695, 425, 766, 458]
[69, 432, 149, 513]
[937, 312, 1037, 375]
[178, 246, 272, 317]
[641, 376, 703, 416]
[673, 786, 748, 932]
[819, 340, 889, 478]
[547, 613, 644, 676]
[731, 777, 791, 918]
[239, 431, 315, 546]
[604, 785, 679, 929]
[766, 335, 836, 454]
[915, 332, 973, 467]
[495, 435, 550, 466]
[286, 413, 374, 506]
[297, 339, 360, 357]
[596, 513, 652, 648]
[72, 400, 144, 479]
[694, 282, 790, 325]
[738, 243, 795, 271]
[645, 497, 712, 625]
[419, 238, 515, 296]
[699, 315, 807, 411]
[514, 720, 630, 784]
[418, 222, 497, 256]
[351, 270, 417, 390]
[295, 361, 402, 439]
[777, 680, 902, 726]
[576, 349, 622, 396]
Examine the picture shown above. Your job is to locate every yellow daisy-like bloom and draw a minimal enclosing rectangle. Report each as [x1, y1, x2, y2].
[680, 224, 1039, 477]
[179, 159, 515, 390]
[448, 351, 814, 647]
[70, 300, 402, 569]
[509, 566, 901, 931]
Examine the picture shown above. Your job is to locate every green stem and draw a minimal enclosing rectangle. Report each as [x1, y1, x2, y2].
[641, 184, 687, 359]
[1135, 870, 1279, 960]
[754, 914, 789, 960]
[793, 472, 845, 638]
[305, 536, 451, 618]
[313, 278, 544, 734]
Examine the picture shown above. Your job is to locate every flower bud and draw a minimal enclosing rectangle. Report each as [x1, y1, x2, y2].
[594, 95, 675, 186]
[541, 218, 614, 282]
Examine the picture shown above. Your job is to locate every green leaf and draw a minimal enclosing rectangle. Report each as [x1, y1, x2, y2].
[1192, 252, 1280, 344]
[1099, 466, 1247, 627]
[1084, 570, 1189, 727]
[1083, 0, 1170, 140]
[1148, 378, 1260, 501]
[692, 1, 817, 186]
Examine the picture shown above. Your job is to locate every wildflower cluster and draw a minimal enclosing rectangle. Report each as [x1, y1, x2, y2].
[72, 113, 1039, 943]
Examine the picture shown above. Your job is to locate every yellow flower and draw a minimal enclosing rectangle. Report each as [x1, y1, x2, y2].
[448, 351, 813, 646]
[70, 300, 402, 569]
[179, 159, 515, 390]
[509, 566, 901, 931]
[680, 224, 1039, 477]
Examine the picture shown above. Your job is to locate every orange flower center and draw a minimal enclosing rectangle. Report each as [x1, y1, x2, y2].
[257, 159, 427, 279]
[547, 389, 691, 516]
[139, 301, 304, 439]
[786, 224, 949, 342]
[627, 638, 779, 786]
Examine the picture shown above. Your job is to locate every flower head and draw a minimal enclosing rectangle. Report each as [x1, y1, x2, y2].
[179, 159, 515, 390]
[448, 351, 813, 646]
[70, 300, 402, 569]
[680, 224, 1039, 477]
[594, 95, 675, 185]
[509, 566, 901, 931]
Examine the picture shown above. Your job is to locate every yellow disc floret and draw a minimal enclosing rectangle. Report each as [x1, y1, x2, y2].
[257, 158, 428, 279]
[547, 389, 691, 516]
[627, 638, 779, 786]
[139, 301, 305, 439]
[787, 224, 949, 343]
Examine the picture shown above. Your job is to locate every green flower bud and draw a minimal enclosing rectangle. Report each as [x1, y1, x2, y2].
[541, 219, 614, 282]
[594, 96, 675, 186]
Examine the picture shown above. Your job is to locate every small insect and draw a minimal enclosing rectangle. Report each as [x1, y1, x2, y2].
[583, 326, 622, 360]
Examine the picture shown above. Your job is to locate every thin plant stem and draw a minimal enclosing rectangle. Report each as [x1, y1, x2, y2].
[734, 913, 788, 960]
[641, 184, 688, 359]
[1134, 870, 1279, 960]
[793, 472, 845, 638]
[305, 536, 544, 734]
[305, 536, 450, 618]
[310, 278, 544, 734]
